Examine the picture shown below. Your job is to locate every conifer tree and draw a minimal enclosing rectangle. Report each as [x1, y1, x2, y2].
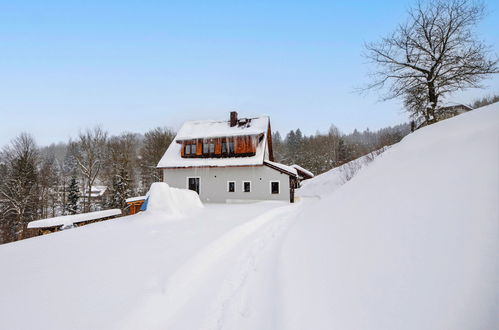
[107, 167, 130, 211]
[66, 176, 80, 215]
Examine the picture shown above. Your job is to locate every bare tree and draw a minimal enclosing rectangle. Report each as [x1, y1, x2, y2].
[71, 127, 107, 213]
[139, 127, 175, 192]
[364, 0, 498, 123]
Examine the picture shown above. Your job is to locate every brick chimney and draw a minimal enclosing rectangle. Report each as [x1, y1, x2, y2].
[230, 111, 238, 127]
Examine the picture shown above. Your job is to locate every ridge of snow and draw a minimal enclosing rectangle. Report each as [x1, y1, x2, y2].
[297, 146, 389, 198]
[27, 209, 122, 229]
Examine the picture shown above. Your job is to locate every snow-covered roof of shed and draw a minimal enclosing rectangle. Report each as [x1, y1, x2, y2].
[157, 115, 270, 168]
[264, 160, 297, 176]
[125, 196, 146, 203]
[291, 164, 315, 178]
[175, 116, 269, 140]
[27, 209, 122, 229]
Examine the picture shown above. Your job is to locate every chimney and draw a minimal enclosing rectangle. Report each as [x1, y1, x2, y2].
[230, 111, 238, 127]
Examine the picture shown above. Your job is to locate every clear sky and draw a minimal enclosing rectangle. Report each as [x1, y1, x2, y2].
[1, 0, 498, 146]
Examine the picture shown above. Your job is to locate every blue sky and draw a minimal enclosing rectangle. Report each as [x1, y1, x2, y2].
[1, 0, 498, 146]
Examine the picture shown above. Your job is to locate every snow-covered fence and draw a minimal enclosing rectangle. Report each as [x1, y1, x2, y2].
[27, 209, 122, 236]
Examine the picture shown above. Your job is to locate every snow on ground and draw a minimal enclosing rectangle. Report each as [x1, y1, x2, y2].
[1, 103, 498, 330]
[0, 202, 286, 330]
[282, 103, 499, 330]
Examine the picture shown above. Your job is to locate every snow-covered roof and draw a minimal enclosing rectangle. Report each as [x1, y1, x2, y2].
[291, 164, 315, 178]
[264, 160, 297, 176]
[175, 116, 269, 140]
[125, 196, 146, 203]
[84, 185, 107, 198]
[27, 209, 122, 229]
[157, 115, 270, 168]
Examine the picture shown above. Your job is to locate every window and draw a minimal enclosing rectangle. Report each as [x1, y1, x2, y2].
[203, 141, 215, 155]
[191, 144, 197, 154]
[222, 142, 227, 154]
[243, 181, 251, 193]
[184, 144, 191, 155]
[187, 177, 200, 194]
[271, 181, 280, 194]
[229, 141, 235, 154]
[227, 181, 235, 192]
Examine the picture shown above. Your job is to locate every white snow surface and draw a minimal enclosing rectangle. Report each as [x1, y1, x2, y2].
[174, 116, 269, 141]
[27, 209, 122, 229]
[264, 160, 297, 176]
[125, 195, 146, 203]
[1, 104, 498, 330]
[145, 182, 203, 216]
[291, 164, 314, 177]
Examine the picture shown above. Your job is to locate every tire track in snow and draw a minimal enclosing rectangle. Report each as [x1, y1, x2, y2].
[201, 202, 301, 330]
[122, 202, 301, 330]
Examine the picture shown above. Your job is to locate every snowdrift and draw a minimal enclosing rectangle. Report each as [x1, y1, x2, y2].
[280, 103, 499, 330]
[297, 146, 388, 198]
[144, 182, 203, 216]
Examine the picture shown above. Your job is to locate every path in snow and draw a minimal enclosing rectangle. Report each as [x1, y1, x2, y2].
[122, 201, 304, 330]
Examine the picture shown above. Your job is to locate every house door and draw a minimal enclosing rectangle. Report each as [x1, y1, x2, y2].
[188, 177, 200, 194]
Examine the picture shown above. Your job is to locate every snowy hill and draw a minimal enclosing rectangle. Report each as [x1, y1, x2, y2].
[0, 103, 498, 330]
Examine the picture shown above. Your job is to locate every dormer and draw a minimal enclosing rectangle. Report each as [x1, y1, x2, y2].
[157, 112, 274, 169]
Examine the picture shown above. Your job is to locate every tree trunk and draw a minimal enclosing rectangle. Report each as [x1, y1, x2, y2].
[427, 80, 438, 124]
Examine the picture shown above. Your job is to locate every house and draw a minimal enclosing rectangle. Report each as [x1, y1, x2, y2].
[437, 103, 473, 120]
[83, 185, 109, 208]
[157, 112, 300, 203]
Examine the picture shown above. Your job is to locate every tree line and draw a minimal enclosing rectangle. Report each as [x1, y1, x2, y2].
[0, 127, 175, 243]
[272, 123, 410, 176]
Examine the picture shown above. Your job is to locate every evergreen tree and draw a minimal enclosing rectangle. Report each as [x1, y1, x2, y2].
[66, 176, 80, 215]
[107, 167, 130, 210]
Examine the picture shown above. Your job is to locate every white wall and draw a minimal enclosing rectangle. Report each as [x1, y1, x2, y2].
[162, 166, 292, 203]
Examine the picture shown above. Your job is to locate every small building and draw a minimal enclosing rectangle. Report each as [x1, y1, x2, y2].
[291, 164, 314, 181]
[83, 185, 109, 208]
[157, 112, 300, 203]
[125, 196, 146, 215]
[437, 103, 473, 120]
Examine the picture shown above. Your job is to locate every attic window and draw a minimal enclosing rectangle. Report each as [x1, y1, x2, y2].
[184, 142, 196, 156]
[222, 140, 235, 155]
[203, 141, 215, 155]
